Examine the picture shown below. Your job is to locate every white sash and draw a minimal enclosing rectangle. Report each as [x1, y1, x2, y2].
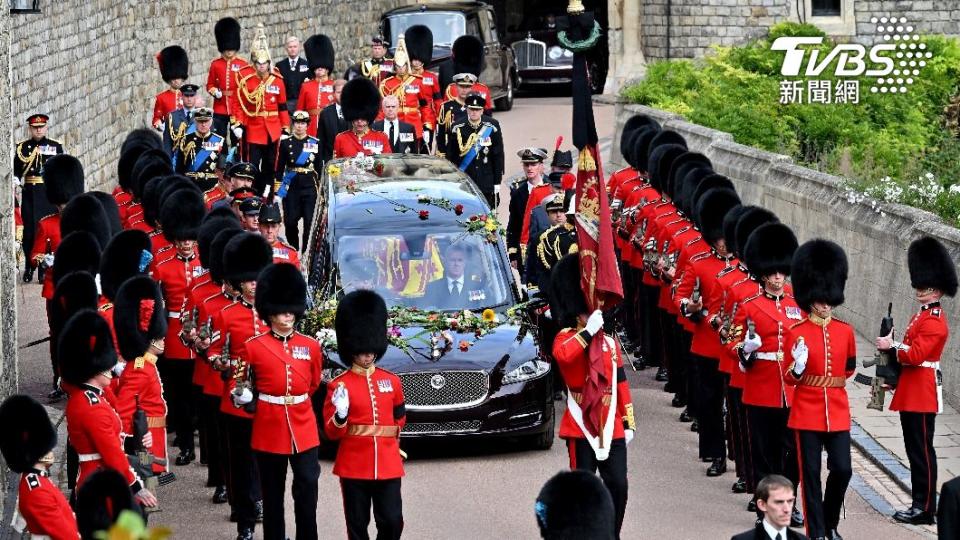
[566, 336, 618, 461]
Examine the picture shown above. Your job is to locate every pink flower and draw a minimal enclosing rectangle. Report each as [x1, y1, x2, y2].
[454, 204, 464, 216]
[418, 210, 430, 220]
[388, 325, 402, 338]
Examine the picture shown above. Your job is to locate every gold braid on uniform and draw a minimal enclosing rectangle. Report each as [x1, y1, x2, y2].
[169, 116, 189, 153]
[16, 142, 39, 172]
[181, 139, 198, 166]
[237, 73, 269, 117]
[456, 127, 481, 158]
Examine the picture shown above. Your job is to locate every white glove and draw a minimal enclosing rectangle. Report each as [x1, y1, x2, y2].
[112, 361, 126, 378]
[791, 339, 808, 375]
[212, 88, 223, 99]
[624, 429, 635, 446]
[743, 333, 762, 354]
[42, 253, 55, 269]
[232, 387, 253, 407]
[585, 310, 604, 336]
[543, 309, 552, 320]
[422, 130, 431, 145]
[332, 384, 350, 418]
[13, 176, 21, 188]
[232, 126, 244, 139]
[142, 431, 153, 449]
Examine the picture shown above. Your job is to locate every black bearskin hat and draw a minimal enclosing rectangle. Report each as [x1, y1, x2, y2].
[61, 193, 112, 249]
[157, 45, 189, 83]
[690, 173, 735, 211]
[209, 228, 244, 284]
[335, 289, 389, 362]
[256, 263, 308, 322]
[622, 114, 660, 143]
[908, 236, 958, 297]
[667, 151, 711, 202]
[52, 232, 102, 288]
[632, 127, 661, 173]
[304, 34, 335, 72]
[122, 128, 163, 154]
[405, 25, 434, 64]
[214, 17, 242, 53]
[743, 222, 798, 278]
[696, 188, 741, 244]
[76, 469, 143, 540]
[42, 154, 84, 206]
[792, 239, 848, 311]
[100, 230, 151, 301]
[0, 395, 57, 473]
[223, 232, 273, 286]
[547, 254, 589, 329]
[87, 191, 123, 237]
[139, 177, 165, 228]
[50, 271, 99, 338]
[618, 129, 640, 169]
[199, 212, 240, 269]
[647, 144, 686, 194]
[647, 129, 686, 154]
[535, 470, 615, 540]
[452, 35, 483, 76]
[115, 276, 168, 361]
[722, 205, 749, 251]
[131, 148, 174, 200]
[677, 167, 716, 217]
[58, 309, 117, 385]
[340, 78, 381, 123]
[117, 135, 160, 193]
[733, 206, 778, 259]
[161, 188, 205, 242]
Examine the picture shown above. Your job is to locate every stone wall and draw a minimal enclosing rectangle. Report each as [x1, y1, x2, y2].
[610, 101, 960, 411]
[0, 3, 15, 526]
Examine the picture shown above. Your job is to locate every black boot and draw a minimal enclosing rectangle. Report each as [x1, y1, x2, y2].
[826, 529, 844, 540]
[655, 367, 669, 382]
[22, 265, 34, 283]
[36, 265, 45, 283]
[212, 485, 228, 504]
[706, 458, 727, 477]
[672, 396, 686, 408]
[690, 420, 699, 432]
[892, 507, 935, 525]
[175, 449, 196, 466]
[731, 478, 747, 493]
[632, 355, 647, 371]
[679, 408, 693, 422]
[747, 498, 757, 512]
[237, 527, 254, 540]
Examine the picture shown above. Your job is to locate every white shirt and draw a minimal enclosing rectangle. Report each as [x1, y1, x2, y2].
[336, 104, 343, 119]
[761, 518, 788, 540]
[288, 57, 298, 70]
[447, 277, 463, 295]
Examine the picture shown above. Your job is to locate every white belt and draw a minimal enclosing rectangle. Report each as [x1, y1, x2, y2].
[755, 352, 782, 361]
[77, 452, 102, 462]
[168, 311, 181, 319]
[920, 361, 939, 369]
[258, 393, 308, 405]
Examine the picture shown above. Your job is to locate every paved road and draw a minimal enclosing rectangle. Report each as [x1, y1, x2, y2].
[14, 96, 926, 539]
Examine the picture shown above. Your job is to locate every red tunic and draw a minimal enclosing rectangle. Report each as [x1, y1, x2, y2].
[152, 88, 182, 130]
[296, 78, 336, 137]
[199, 289, 237, 397]
[236, 69, 290, 145]
[442, 82, 493, 111]
[206, 55, 250, 117]
[519, 184, 554, 246]
[271, 239, 301, 267]
[245, 331, 322, 454]
[65, 385, 143, 491]
[709, 264, 751, 376]
[324, 365, 406, 480]
[674, 249, 736, 359]
[784, 316, 856, 432]
[209, 299, 264, 418]
[16, 471, 79, 540]
[891, 302, 949, 413]
[153, 253, 203, 360]
[204, 184, 230, 210]
[333, 129, 393, 158]
[184, 276, 219, 387]
[378, 74, 436, 137]
[114, 354, 169, 472]
[30, 214, 60, 299]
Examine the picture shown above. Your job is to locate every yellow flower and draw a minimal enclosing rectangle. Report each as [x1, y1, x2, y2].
[482, 309, 497, 323]
[327, 164, 341, 178]
[484, 220, 497, 232]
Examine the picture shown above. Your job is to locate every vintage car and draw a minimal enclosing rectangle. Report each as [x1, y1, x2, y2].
[508, 10, 607, 93]
[304, 154, 554, 449]
[380, 2, 518, 111]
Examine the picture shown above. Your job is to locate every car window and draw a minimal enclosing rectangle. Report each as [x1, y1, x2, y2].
[386, 12, 466, 48]
[482, 10, 499, 44]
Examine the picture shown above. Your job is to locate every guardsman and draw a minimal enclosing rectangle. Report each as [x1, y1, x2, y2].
[345, 35, 394, 86]
[0, 395, 79, 539]
[163, 83, 201, 156]
[435, 73, 475, 156]
[153, 46, 188, 132]
[15, 113, 65, 283]
[258, 202, 301, 267]
[407, 24, 442, 129]
[207, 17, 250, 145]
[505, 147, 548, 270]
[275, 110, 320, 251]
[116, 132, 164, 229]
[877, 236, 957, 525]
[525, 192, 576, 291]
[98, 228, 153, 358]
[231, 263, 322, 540]
[334, 78, 392, 158]
[174, 107, 225, 190]
[535, 471, 617, 540]
[324, 290, 406, 540]
[440, 35, 493, 113]
[547, 254, 635, 537]
[296, 34, 337, 138]
[445, 93, 504, 208]
[785, 240, 855, 540]
[208, 161, 258, 211]
[728, 222, 804, 527]
[378, 34, 436, 145]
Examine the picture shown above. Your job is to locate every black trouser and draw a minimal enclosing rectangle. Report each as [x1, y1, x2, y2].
[225, 414, 261, 532]
[247, 140, 279, 195]
[255, 447, 320, 540]
[901, 411, 938, 513]
[725, 382, 749, 481]
[693, 355, 725, 460]
[567, 438, 628, 537]
[213, 114, 230, 147]
[202, 395, 225, 487]
[660, 312, 684, 396]
[481, 189, 496, 212]
[795, 430, 852, 537]
[158, 359, 195, 453]
[46, 299, 58, 388]
[20, 183, 55, 269]
[747, 405, 798, 490]
[339, 478, 404, 540]
[281, 184, 317, 251]
[641, 285, 662, 368]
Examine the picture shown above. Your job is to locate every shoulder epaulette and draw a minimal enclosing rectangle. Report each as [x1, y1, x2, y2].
[931, 308, 942, 318]
[788, 319, 807, 330]
[25, 473, 41, 490]
[691, 252, 711, 262]
[742, 291, 762, 304]
[83, 390, 101, 405]
[98, 302, 113, 312]
[38, 213, 58, 222]
[46, 138, 62, 145]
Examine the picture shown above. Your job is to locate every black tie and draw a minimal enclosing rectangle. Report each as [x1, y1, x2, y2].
[775, 534, 782, 540]
[291, 59, 296, 70]
[452, 281, 460, 296]
[388, 122, 395, 145]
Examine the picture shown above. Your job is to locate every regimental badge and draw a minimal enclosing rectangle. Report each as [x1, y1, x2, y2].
[292, 346, 311, 360]
[231, 64, 241, 72]
[363, 141, 384, 154]
[321, 85, 333, 92]
[192, 266, 205, 278]
[273, 247, 290, 260]
[423, 77, 434, 86]
[405, 85, 419, 94]
[304, 142, 318, 153]
[377, 379, 394, 393]
[785, 307, 802, 320]
[266, 85, 281, 94]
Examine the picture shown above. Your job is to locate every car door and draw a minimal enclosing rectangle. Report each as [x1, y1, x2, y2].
[479, 8, 503, 94]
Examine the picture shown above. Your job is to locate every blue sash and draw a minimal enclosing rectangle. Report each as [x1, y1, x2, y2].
[277, 140, 315, 199]
[190, 133, 223, 173]
[459, 124, 494, 172]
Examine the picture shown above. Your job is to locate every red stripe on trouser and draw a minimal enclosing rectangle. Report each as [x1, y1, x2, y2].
[568, 440, 577, 469]
[795, 430, 809, 537]
[923, 418, 933, 512]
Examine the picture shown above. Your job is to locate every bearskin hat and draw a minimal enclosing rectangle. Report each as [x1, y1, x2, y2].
[114, 276, 168, 361]
[76, 469, 142, 540]
[255, 263, 308, 322]
[622, 114, 660, 142]
[223, 232, 273, 286]
[52, 232, 101, 288]
[209, 228, 244, 284]
[618, 129, 640, 169]
[535, 470, 616, 540]
[732, 206, 778, 259]
[139, 177, 165, 228]
[50, 271, 99, 338]
[696, 188, 741, 244]
[722, 205, 749, 251]
[122, 128, 163, 154]
[100, 230, 151, 301]
[690, 173, 735, 211]
[199, 213, 240, 269]
[335, 289, 389, 362]
[161, 188, 205, 242]
[86, 191, 123, 237]
[792, 239, 848, 311]
[405, 25, 433, 65]
[60, 193, 112, 249]
[908, 236, 958, 297]
[58, 309, 117, 385]
[547, 254, 590, 329]
[340, 78, 381, 123]
[117, 137, 159, 193]
[157, 45, 189, 83]
[743, 222, 797, 278]
[214, 17, 242, 53]
[43, 154, 85, 207]
[0, 395, 57, 473]
[632, 127, 661, 174]
[647, 129, 687, 154]
[647, 144, 687, 194]
[677, 167, 716, 217]
[452, 35, 483, 76]
[131, 148, 174, 200]
[667, 152, 711, 202]
[304, 34, 335, 72]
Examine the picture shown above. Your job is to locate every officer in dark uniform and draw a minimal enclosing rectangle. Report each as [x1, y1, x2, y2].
[15, 114, 64, 283]
[525, 193, 576, 291]
[444, 93, 503, 209]
[275, 110, 320, 251]
[505, 147, 548, 273]
[164, 83, 201, 156]
[435, 73, 475, 156]
[174, 107, 225, 191]
[344, 35, 394, 85]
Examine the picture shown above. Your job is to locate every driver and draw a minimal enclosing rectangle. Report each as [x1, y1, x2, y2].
[424, 243, 490, 309]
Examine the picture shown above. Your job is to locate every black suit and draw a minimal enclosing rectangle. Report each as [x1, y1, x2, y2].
[316, 103, 348, 165]
[276, 56, 311, 111]
[505, 175, 546, 268]
[730, 522, 808, 540]
[372, 119, 420, 154]
[423, 277, 490, 310]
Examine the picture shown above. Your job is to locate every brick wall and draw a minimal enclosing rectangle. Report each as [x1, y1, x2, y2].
[0, 0, 13, 524]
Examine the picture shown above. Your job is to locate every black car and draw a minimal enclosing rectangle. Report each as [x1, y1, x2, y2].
[380, 2, 518, 111]
[508, 10, 606, 93]
[304, 154, 553, 449]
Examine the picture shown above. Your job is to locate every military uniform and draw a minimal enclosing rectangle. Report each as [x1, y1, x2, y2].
[504, 148, 548, 270]
[378, 35, 436, 142]
[208, 18, 249, 142]
[333, 128, 392, 158]
[275, 114, 321, 251]
[174, 108, 224, 190]
[445, 94, 504, 208]
[153, 46, 188, 131]
[298, 34, 337, 138]
[163, 83, 200, 155]
[15, 114, 64, 282]
[345, 36, 394, 86]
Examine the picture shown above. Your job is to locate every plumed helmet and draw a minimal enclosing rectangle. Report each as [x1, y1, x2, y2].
[214, 17, 242, 53]
[452, 35, 484, 76]
[160, 188, 205, 242]
[340, 78, 381, 123]
[792, 239, 848, 311]
[405, 25, 434, 64]
[908, 236, 958, 297]
[50, 271, 99, 339]
[58, 309, 117, 385]
[75, 469, 142, 540]
[100, 229, 152, 301]
[304, 34, 335, 72]
[114, 276, 168, 361]
[223, 232, 273, 286]
[60, 193, 112, 250]
[547, 254, 589, 329]
[732, 206, 778, 259]
[695, 188, 741, 244]
[52, 231, 102, 288]
[209, 228, 244, 284]
[157, 45, 189, 83]
[255, 263, 307, 322]
[42, 154, 85, 206]
[535, 470, 616, 540]
[0, 395, 57, 473]
[335, 289, 389, 362]
[743, 222, 798, 278]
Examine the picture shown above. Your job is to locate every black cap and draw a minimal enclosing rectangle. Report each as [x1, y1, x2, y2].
[239, 196, 263, 216]
[227, 161, 258, 181]
[464, 93, 485, 110]
[518, 147, 549, 163]
[258, 202, 282, 224]
[545, 195, 565, 213]
[180, 83, 200, 96]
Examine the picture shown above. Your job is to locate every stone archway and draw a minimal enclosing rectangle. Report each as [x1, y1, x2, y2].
[604, 0, 647, 94]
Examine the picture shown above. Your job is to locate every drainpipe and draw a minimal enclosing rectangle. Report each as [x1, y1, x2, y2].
[666, 0, 672, 60]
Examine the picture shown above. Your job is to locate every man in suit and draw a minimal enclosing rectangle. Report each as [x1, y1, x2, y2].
[731, 475, 809, 540]
[372, 95, 419, 154]
[276, 36, 310, 113]
[163, 83, 201, 156]
[424, 244, 490, 310]
[316, 79, 349, 165]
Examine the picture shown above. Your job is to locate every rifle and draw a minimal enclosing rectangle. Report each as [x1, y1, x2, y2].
[181, 307, 199, 338]
[126, 398, 174, 513]
[863, 302, 900, 410]
[688, 277, 706, 323]
[720, 300, 739, 344]
[739, 318, 758, 368]
[197, 316, 213, 343]
[218, 333, 233, 382]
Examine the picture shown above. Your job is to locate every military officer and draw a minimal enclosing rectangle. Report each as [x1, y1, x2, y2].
[345, 35, 394, 86]
[275, 110, 320, 251]
[15, 113, 65, 283]
[174, 108, 225, 190]
[440, 35, 493, 113]
[525, 193, 576, 291]
[207, 17, 250, 145]
[877, 236, 957, 525]
[435, 73, 475, 156]
[505, 147, 548, 271]
[163, 83, 201, 156]
[258, 202, 301, 268]
[445, 93, 504, 208]
[333, 78, 392, 158]
[153, 46, 188, 132]
[378, 35, 436, 144]
[209, 162, 258, 211]
[296, 35, 337, 138]
[407, 25, 442, 122]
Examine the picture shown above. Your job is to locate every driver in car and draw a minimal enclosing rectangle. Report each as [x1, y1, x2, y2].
[424, 243, 490, 309]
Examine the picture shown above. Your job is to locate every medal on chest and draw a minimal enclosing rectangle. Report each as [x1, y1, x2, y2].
[292, 345, 311, 361]
[377, 379, 394, 393]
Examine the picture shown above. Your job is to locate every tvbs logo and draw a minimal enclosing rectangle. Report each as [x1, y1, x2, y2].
[772, 37, 896, 77]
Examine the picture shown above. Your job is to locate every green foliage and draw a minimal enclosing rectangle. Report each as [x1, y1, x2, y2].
[621, 22, 960, 225]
